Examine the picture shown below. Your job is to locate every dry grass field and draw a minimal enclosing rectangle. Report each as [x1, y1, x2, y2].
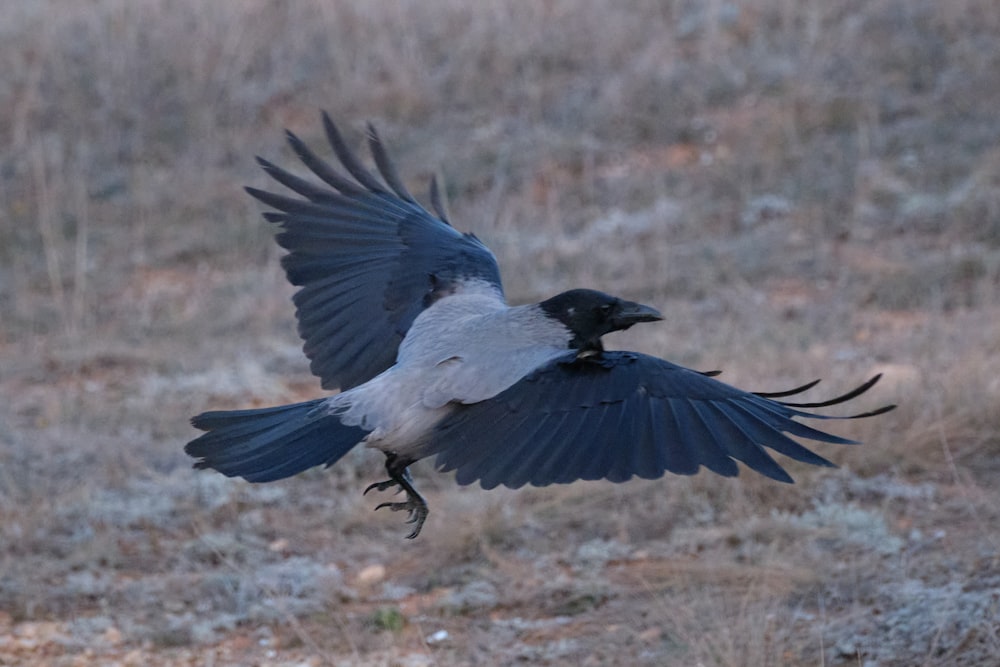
[2, 1, 1000, 665]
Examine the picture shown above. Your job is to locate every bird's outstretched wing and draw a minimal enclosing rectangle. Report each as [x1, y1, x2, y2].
[248, 112, 504, 390]
[426, 351, 895, 489]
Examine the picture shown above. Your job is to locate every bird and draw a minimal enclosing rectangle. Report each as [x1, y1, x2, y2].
[185, 112, 895, 539]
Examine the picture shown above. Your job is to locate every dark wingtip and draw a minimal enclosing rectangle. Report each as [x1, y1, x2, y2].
[321, 112, 387, 194]
[755, 378, 822, 398]
[428, 174, 452, 225]
[283, 129, 311, 159]
[320, 111, 344, 153]
[777, 374, 885, 409]
[320, 109, 338, 136]
[255, 155, 278, 172]
[845, 403, 897, 419]
[366, 120, 416, 203]
[244, 185, 266, 200]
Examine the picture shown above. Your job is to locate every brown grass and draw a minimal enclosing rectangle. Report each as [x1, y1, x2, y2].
[2, 0, 1000, 665]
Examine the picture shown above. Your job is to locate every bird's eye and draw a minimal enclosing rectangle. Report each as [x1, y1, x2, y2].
[598, 303, 613, 317]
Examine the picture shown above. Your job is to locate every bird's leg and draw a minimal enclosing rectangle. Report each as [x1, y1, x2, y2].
[364, 452, 428, 539]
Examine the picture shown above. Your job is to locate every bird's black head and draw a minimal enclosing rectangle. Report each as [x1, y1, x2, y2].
[540, 289, 663, 352]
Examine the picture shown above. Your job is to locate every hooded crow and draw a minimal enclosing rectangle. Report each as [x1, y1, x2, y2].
[185, 113, 895, 538]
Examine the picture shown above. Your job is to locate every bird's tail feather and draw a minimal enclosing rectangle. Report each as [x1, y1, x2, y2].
[185, 399, 369, 482]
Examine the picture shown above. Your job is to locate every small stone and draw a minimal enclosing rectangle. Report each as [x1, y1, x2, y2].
[638, 627, 662, 642]
[426, 629, 449, 644]
[356, 564, 387, 586]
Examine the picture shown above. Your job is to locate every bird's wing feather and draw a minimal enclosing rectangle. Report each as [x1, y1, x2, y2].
[426, 351, 894, 489]
[248, 112, 504, 390]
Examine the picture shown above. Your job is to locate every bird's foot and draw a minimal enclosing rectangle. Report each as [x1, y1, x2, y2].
[367, 453, 428, 539]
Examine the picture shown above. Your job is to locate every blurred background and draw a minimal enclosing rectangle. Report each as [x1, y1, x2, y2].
[2, 1, 999, 665]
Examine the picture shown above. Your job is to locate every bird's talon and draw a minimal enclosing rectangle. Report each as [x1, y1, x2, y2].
[364, 479, 397, 495]
[373, 500, 417, 514]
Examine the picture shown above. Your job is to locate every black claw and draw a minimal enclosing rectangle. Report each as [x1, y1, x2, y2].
[374, 501, 405, 512]
[364, 479, 396, 495]
[404, 504, 429, 539]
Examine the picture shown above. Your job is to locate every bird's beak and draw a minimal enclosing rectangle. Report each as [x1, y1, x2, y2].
[612, 300, 663, 330]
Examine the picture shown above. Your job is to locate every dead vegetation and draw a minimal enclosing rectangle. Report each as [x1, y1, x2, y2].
[2, 0, 1000, 665]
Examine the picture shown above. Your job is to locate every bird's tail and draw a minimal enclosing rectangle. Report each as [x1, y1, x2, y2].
[185, 399, 370, 482]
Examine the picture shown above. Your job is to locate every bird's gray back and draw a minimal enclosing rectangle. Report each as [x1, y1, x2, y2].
[403, 289, 573, 407]
[328, 288, 572, 452]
